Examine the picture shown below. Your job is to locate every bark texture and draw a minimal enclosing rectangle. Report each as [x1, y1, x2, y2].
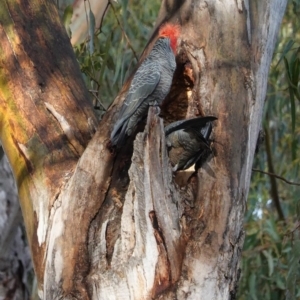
[0, 0, 98, 295]
[0, 0, 287, 299]
[0, 155, 32, 299]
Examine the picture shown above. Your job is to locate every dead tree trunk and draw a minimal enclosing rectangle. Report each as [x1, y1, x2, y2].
[0, 0, 287, 299]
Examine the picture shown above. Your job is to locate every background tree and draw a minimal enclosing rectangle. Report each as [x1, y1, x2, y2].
[0, 155, 33, 299]
[238, 1, 300, 299]
[0, 0, 296, 299]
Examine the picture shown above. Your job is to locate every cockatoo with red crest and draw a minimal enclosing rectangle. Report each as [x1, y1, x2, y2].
[111, 23, 180, 147]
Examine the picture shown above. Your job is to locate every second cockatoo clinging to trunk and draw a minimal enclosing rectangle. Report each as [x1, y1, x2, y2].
[165, 116, 217, 171]
[111, 23, 180, 147]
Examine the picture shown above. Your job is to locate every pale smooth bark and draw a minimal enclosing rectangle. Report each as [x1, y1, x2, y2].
[70, 0, 109, 45]
[0, 0, 287, 299]
[57, 0, 109, 45]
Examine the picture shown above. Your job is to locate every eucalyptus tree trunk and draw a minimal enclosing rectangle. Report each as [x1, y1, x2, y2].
[0, 0, 287, 299]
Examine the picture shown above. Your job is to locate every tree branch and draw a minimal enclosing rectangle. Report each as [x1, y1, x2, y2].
[264, 125, 285, 221]
[252, 168, 300, 186]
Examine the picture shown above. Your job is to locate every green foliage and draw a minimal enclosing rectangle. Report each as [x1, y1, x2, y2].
[71, 0, 160, 118]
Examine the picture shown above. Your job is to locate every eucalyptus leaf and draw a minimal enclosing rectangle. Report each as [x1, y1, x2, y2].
[275, 39, 294, 69]
[262, 250, 274, 276]
[62, 5, 73, 37]
[89, 9, 96, 54]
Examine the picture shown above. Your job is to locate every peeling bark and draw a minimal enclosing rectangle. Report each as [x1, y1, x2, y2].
[85, 108, 184, 299]
[0, 0, 287, 299]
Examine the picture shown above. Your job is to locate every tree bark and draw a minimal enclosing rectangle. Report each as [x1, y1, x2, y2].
[0, 155, 32, 299]
[0, 0, 98, 296]
[0, 0, 287, 299]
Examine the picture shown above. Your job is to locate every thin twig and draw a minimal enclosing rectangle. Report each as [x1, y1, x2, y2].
[108, 0, 138, 61]
[264, 125, 285, 221]
[98, 1, 110, 33]
[89, 90, 107, 111]
[252, 168, 300, 186]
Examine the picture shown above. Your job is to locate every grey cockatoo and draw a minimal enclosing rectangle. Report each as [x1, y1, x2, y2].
[165, 116, 217, 171]
[111, 23, 180, 147]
